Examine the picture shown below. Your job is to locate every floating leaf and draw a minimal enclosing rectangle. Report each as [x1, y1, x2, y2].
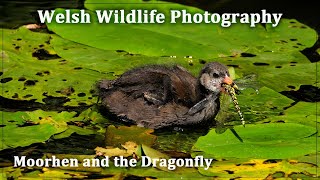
[142, 144, 170, 160]
[0, 28, 102, 106]
[193, 123, 317, 159]
[212, 51, 317, 92]
[0, 110, 102, 150]
[0, 167, 22, 179]
[198, 159, 317, 179]
[262, 102, 319, 127]
[1, 123, 56, 150]
[238, 87, 294, 119]
[216, 86, 294, 125]
[53, 125, 97, 139]
[46, 1, 317, 59]
[141, 144, 170, 171]
[50, 34, 205, 78]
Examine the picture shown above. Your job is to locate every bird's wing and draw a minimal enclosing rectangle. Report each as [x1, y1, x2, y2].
[110, 66, 172, 101]
[168, 66, 200, 106]
[107, 65, 199, 106]
[103, 90, 189, 129]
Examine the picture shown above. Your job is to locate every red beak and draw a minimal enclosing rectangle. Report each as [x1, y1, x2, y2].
[223, 76, 233, 85]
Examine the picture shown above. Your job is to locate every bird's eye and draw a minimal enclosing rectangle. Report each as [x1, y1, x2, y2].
[212, 73, 219, 78]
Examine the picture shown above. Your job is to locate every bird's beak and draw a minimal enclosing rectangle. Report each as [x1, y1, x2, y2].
[223, 76, 233, 85]
[223, 75, 241, 95]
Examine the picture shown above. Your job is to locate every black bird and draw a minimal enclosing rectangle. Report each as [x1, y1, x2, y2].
[98, 62, 234, 129]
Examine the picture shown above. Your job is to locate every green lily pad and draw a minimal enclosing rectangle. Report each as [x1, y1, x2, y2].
[0, 110, 103, 150]
[1, 123, 56, 150]
[215, 86, 294, 126]
[262, 102, 319, 127]
[197, 159, 318, 179]
[0, 110, 72, 149]
[1, 111, 62, 149]
[44, 0, 317, 59]
[0, 167, 22, 180]
[230, 86, 294, 124]
[70, 106, 109, 126]
[53, 125, 97, 139]
[50, 34, 204, 79]
[0, 28, 102, 106]
[192, 123, 317, 159]
[44, 1, 318, 94]
[141, 144, 170, 160]
[257, 63, 318, 92]
[51, 107, 108, 139]
[211, 51, 317, 92]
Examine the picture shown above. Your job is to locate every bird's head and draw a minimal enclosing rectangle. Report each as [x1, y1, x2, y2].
[199, 62, 233, 94]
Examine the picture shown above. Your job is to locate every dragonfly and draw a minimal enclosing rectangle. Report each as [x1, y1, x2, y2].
[222, 82, 244, 126]
[215, 73, 260, 133]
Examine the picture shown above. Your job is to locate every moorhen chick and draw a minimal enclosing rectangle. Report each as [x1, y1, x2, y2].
[98, 62, 235, 129]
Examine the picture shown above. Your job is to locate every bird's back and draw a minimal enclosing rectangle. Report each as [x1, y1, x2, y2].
[98, 65, 214, 129]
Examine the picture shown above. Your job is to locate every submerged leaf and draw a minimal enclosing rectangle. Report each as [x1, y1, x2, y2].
[95, 141, 138, 157]
[105, 125, 157, 147]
